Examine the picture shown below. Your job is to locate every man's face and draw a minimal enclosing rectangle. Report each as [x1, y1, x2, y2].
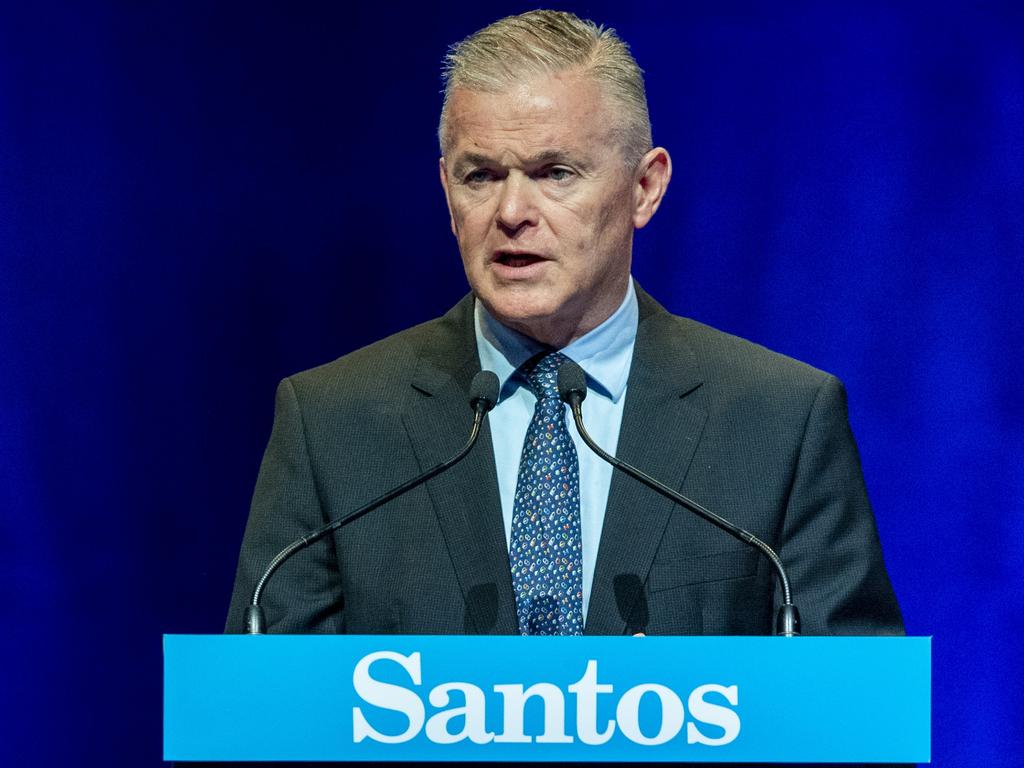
[440, 70, 668, 347]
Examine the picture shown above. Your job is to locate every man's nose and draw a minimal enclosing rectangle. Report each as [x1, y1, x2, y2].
[495, 173, 538, 233]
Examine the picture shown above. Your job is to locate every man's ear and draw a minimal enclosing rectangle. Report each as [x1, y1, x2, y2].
[632, 147, 672, 229]
[439, 156, 458, 237]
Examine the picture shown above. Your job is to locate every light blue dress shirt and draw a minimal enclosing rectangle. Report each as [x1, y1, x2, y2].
[474, 281, 638, 624]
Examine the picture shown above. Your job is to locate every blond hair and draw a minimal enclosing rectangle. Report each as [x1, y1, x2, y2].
[439, 10, 653, 168]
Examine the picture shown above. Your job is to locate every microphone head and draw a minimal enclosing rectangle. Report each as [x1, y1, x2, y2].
[469, 370, 500, 412]
[557, 359, 588, 404]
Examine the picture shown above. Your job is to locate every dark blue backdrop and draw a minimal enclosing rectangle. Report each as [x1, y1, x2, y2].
[2, 2, 1021, 765]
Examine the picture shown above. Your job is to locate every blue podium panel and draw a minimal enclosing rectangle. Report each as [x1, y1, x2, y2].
[164, 635, 930, 763]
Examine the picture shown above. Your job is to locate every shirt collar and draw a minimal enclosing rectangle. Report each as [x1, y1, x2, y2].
[474, 280, 638, 404]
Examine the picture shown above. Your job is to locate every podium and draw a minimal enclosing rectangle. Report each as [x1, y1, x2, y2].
[164, 634, 929, 763]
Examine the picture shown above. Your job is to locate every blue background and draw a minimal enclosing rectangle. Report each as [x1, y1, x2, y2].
[1, 2, 1021, 766]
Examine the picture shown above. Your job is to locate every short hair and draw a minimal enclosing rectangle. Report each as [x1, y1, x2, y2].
[439, 10, 653, 168]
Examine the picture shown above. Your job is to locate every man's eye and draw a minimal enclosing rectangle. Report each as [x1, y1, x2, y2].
[465, 169, 492, 184]
[542, 167, 574, 182]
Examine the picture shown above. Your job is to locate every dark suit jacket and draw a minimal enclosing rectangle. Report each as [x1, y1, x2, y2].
[226, 286, 902, 636]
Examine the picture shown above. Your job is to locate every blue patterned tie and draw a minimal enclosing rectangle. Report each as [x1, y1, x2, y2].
[509, 352, 584, 636]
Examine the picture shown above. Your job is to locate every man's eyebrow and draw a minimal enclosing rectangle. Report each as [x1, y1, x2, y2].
[451, 149, 591, 176]
[527, 149, 583, 166]
[451, 153, 494, 175]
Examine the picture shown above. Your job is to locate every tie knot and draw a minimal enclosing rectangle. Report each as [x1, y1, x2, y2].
[525, 352, 569, 401]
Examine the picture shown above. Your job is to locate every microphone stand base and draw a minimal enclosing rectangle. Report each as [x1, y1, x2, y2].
[775, 603, 801, 637]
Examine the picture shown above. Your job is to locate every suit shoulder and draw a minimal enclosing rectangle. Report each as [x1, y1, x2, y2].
[668, 313, 836, 396]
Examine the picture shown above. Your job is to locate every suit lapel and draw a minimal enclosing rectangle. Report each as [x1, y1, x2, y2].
[585, 290, 709, 635]
[402, 297, 519, 634]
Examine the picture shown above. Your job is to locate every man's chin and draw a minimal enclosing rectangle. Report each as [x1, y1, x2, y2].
[478, 289, 554, 324]
[483, 300, 578, 346]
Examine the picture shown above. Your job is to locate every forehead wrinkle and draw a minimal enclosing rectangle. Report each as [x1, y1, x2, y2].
[446, 74, 610, 157]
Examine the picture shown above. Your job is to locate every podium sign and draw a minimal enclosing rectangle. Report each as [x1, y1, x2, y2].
[164, 634, 930, 763]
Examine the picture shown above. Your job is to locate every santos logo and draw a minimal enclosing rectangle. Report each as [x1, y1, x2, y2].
[351, 651, 740, 747]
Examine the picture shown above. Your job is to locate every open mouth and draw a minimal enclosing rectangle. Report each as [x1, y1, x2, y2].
[495, 251, 545, 268]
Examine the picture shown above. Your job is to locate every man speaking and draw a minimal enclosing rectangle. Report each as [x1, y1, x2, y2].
[226, 10, 902, 637]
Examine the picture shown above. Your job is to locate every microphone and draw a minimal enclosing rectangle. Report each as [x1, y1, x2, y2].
[556, 360, 801, 637]
[244, 370, 500, 634]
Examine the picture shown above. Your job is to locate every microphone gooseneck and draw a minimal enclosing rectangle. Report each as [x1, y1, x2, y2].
[555, 360, 801, 637]
[244, 370, 500, 634]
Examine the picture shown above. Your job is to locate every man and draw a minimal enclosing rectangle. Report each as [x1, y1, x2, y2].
[226, 10, 902, 638]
